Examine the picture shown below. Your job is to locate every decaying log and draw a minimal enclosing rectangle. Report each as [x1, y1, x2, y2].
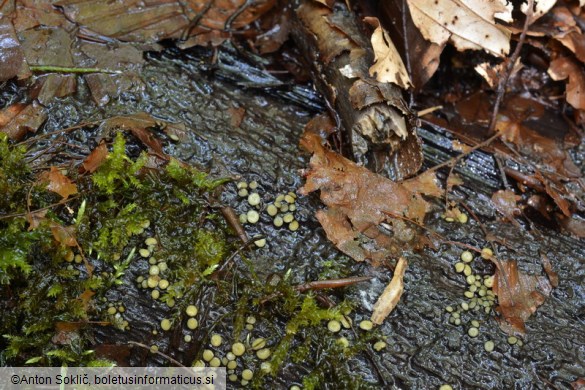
[291, 0, 423, 180]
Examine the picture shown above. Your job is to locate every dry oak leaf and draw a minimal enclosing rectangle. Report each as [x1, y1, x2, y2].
[364, 17, 412, 88]
[521, 0, 557, 21]
[407, 0, 512, 57]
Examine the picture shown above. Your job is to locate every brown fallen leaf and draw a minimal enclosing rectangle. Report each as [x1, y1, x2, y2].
[371, 257, 407, 324]
[406, 0, 512, 58]
[0, 102, 47, 141]
[79, 141, 108, 174]
[0, 15, 30, 81]
[43, 166, 78, 200]
[491, 189, 522, 222]
[97, 113, 168, 157]
[299, 129, 439, 264]
[50, 221, 78, 247]
[364, 16, 412, 89]
[548, 56, 585, 110]
[492, 259, 553, 335]
[26, 209, 48, 231]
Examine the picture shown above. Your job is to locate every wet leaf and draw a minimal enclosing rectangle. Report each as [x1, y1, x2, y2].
[407, 0, 512, 57]
[0, 102, 47, 141]
[364, 17, 412, 88]
[79, 141, 108, 174]
[50, 221, 78, 247]
[492, 259, 552, 335]
[43, 166, 78, 200]
[98, 113, 168, 157]
[299, 130, 439, 264]
[26, 209, 48, 231]
[548, 56, 585, 110]
[371, 257, 407, 324]
[491, 189, 521, 221]
[0, 15, 30, 81]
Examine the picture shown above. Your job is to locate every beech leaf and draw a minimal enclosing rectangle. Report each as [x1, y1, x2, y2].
[406, 0, 512, 57]
[365, 17, 412, 88]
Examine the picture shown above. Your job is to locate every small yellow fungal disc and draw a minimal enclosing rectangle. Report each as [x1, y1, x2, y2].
[266, 204, 278, 216]
[359, 320, 373, 331]
[327, 320, 341, 333]
[184, 335, 192, 343]
[186, 305, 198, 317]
[210, 334, 223, 347]
[145, 237, 158, 246]
[232, 342, 246, 356]
[458, 213, 468, 223]
[289, 220, 299, 231]
[187, 318, 198, 330]
[254, 238, 266, 248]
[139, 248, 151, 258]
[202, 349, 214, 362]
[256, 348, 271, 360]
[247, 210, 260, 224]
[160, 319, 172, 331]
[373, 341, 387, 351]
[248, 193, 261, 206]
[461, 251, 473, 263]
[241, 369, 253, 381]
[209, 357, 221, 367]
